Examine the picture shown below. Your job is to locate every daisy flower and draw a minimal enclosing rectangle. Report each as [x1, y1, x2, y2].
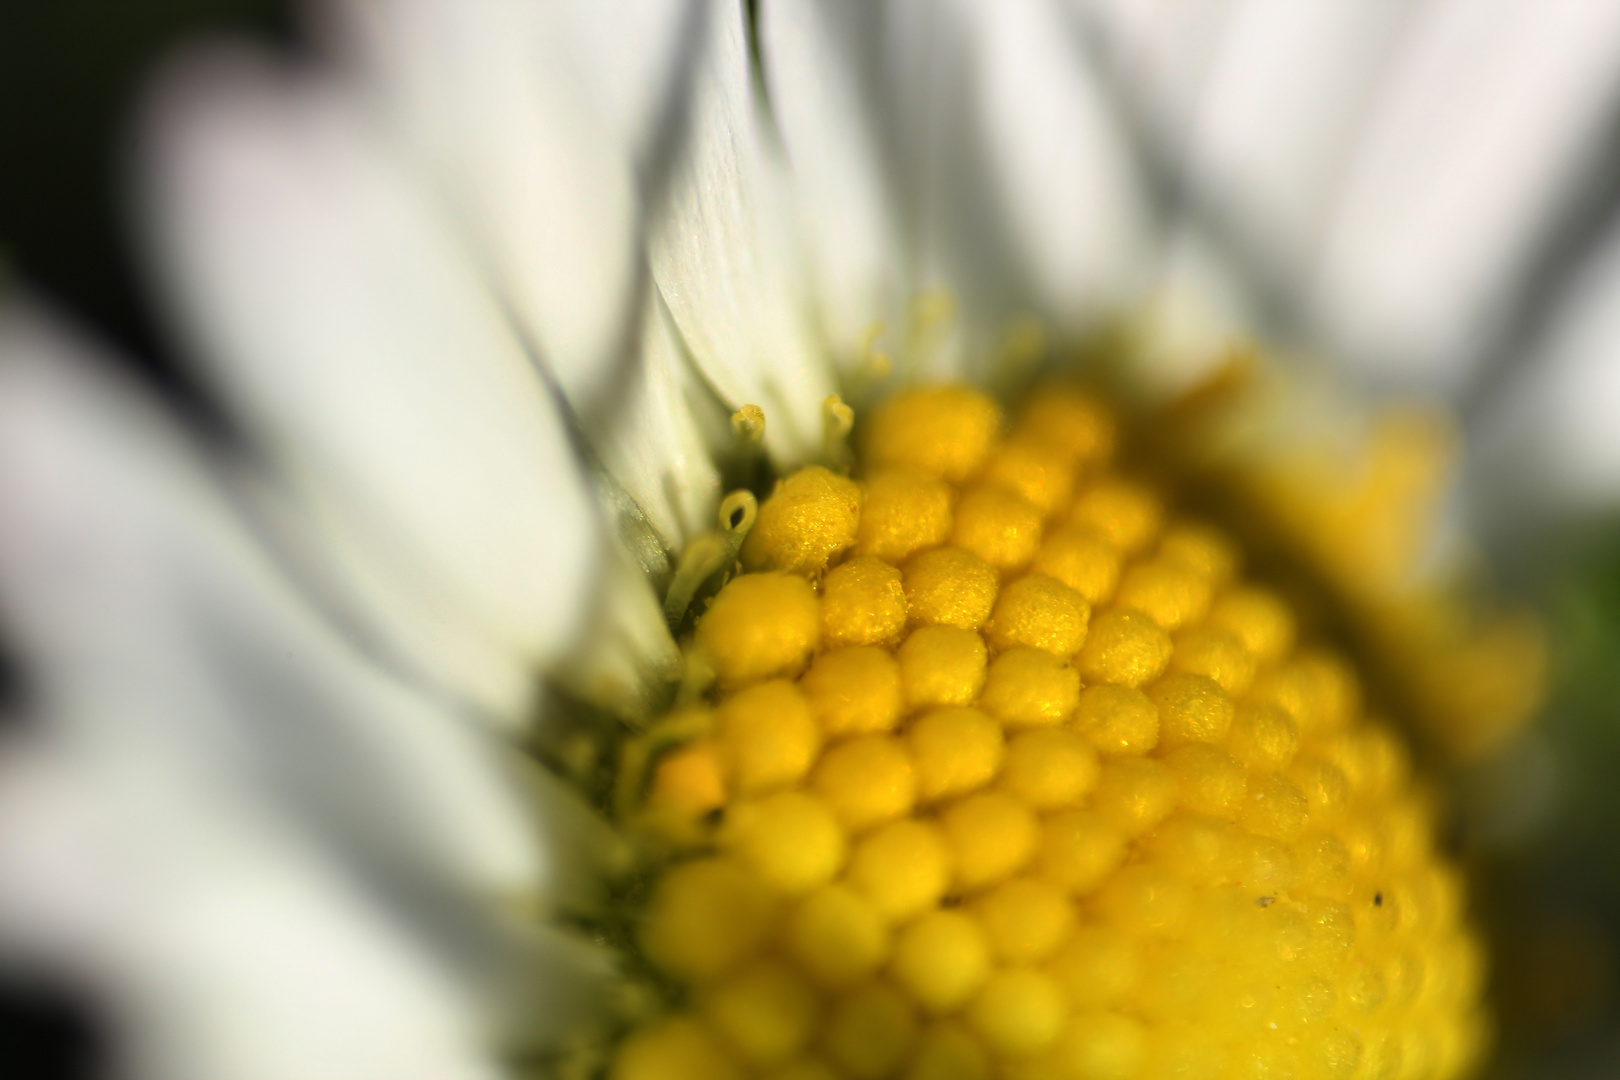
[1, 2, 1617, 1078]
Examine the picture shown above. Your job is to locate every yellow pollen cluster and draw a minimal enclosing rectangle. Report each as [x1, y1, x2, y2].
[615, 385, 1484, 1080]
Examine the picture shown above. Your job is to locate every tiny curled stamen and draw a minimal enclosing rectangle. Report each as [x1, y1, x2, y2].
[731, 404, 766, 446]
[663, 490, 759, 629]
[613, 703, 714, 825]
[855, 323, 894, 387]
[718, 489, 758, 536]
[822, 394, 855, 467]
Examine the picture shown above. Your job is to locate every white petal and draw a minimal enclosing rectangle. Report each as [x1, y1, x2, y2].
[1470, 214, 1620, 526]
[138, 49, 599, 718]
[595, 295, 724, 553]
[759, 0, 906, 370]
[1077, 0, 1240, 142]
[552, 540, 684, 725]
[647, 0, 836, 463]
[871, 0, 1149, 380]
[538, 307, 707, 724]
[1134, 231, 1263, 398]
[0, 738, 502, 1080]
[1311, 0, 1620, 392]
[324, 0, 691, 417]
[973, 0, 1154, 327]
[1170, 0, 1415, 278]
[0, 299, 544, 916]
[878, 0, 1021, 379]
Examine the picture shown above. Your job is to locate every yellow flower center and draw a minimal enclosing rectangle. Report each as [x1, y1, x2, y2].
[610, 385, 1484, 1080]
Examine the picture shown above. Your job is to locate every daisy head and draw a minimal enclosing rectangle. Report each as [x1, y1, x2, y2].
[7, 2, 1620, 1078]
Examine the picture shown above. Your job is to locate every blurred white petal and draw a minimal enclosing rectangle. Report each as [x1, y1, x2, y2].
[1472, 216, 1620, 525]
[0, 299, 543, 915]
[1078, 0, 1238, 140]
[1171, 0, 1414, 278]
[1312, 0, 1620, 391]
[0, 739, 500, 1080]
[325, 0, 691, 417]
[760, 0, 906, 370]
[0, 305, 570, 1080]
[879, 0, 1017, 378]
[544, 301, 704, 723]
[877, 0, 1148, 378]
[973, 0, 1153, 327]
[552, 541, 684, 725]
[595, 295, 724, 554]
[1135, 231, 1262, 397]
[138, 49, 600, 720]
[648, 0, 835, 463]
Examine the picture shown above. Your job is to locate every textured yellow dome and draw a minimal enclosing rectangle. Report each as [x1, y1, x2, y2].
[610, 384, 1489, 1080]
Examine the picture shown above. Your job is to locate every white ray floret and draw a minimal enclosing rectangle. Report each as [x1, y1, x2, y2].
[140, 52, 600, 722]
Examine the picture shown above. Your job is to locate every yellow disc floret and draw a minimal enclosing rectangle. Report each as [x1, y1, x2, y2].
[785, 885, 890, 989]
[892, 911, 992, 1014]
[950, 485, 1043, 571]
[856, 469, 954, 564]
[614, 1018, 742, 1080]
[845, 819, 951, 922]
[812, 735, 917, 833]
[897, 627, 988, 710]
[1069, 478, 1162, 554]
[864, 385, 1002, 483]
[1016, 386, 1117, 468]
[700, 960, 821, 1067]
[907, 706, 1005, 804]
[614, 384, 1491, 1080]
[903, 547, 999, 631]
[1033, 525, 1123, 605]
[984, 573, 1090, 656]
[721, 792, 846, 895]
[697, 572, 821, 688]
[982, 438, 1077, 517]
[999, 728, 1099, 810]
[980, 648, 1081, 729]
[821, 557, 908, 648]
[742, 466, 863, 576]
[715, 680, 821, 795]
[1078, 608, 1173, 689]
[800, 647, 904, 738]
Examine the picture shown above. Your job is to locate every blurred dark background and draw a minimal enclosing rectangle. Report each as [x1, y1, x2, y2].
[0, 1, 290, 380]
[1478, 539, 1620, 1080]
[0, 8, 288, 1077]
